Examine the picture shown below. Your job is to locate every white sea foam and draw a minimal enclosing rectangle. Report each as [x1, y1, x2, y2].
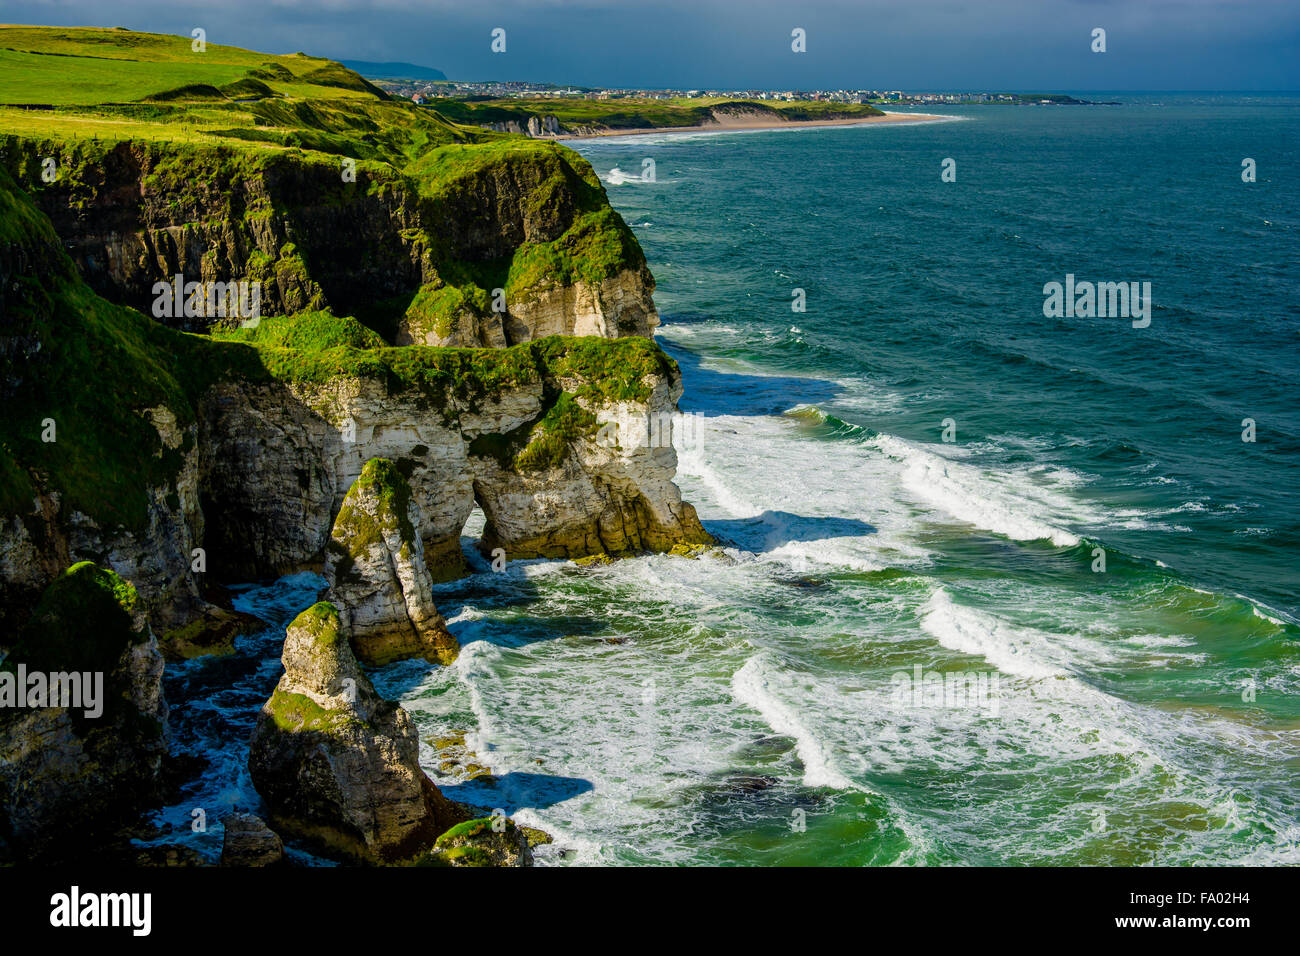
[731, 656, 857, 790]
[655, 323, 743, 338]
[1128, 633, 1197, 648]
[919, 589, 1064, 680]
[403, 519, 1300, 866]
[869, 432, 1083, 546]
[1245, 599, 1291, 628]
[674, 434, 762, 518]
[672, 412, 931, 568]
[602, 167, 651, 185]
[385, 312, 1298, 864]
[712, 593, 1277, 865]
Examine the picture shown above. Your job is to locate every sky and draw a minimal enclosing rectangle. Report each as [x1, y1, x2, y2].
[4, 0, 1298, 91]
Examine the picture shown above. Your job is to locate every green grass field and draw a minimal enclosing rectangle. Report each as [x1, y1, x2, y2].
[0, 24, 478, 161]
[0, 26, 374, 104]
[0, 24, 882, 152]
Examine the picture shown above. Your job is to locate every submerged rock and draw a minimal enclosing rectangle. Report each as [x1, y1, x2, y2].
[0, 562, 169, 861]
[220, 813, 285, 867]
[325, 458, 458, 666]
[428, 727, 497, 782]
[132, 844, 206, 867]
[158, 603, 264, 660]
[248, 602, 463, 864]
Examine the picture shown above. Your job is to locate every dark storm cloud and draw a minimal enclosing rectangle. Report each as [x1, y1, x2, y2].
[6, 0, 1298, 89]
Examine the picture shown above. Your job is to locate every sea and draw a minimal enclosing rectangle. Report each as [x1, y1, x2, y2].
[149, 94, 1300, 866]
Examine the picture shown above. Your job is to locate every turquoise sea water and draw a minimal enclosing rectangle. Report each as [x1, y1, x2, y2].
[153, 96, 1300, 865]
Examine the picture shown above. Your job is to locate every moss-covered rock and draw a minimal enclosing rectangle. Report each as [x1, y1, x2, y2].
[4, 126, 657, 347]
[410, 814, 534, 867]
[158, 604, 263, 660]
[5, 561, 149, 673]
[0, 110, 708, 647]
[0, 166, 216, 634]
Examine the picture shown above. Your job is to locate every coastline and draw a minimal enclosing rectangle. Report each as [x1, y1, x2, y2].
[556, 111, 953, 141]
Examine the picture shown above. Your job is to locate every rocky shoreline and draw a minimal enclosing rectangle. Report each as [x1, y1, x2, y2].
[0, 74, 712, 864]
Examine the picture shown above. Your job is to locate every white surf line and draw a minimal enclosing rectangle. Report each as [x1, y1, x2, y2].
[868, 432, 1083, 547]
[730, 654, 940, 863]
[732, 656, 857, 791]
[915, 584, 1297, 819]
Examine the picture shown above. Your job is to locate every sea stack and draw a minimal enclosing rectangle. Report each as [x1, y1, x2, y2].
[324, 458, 459, 666]
[247, 601, 463, 863]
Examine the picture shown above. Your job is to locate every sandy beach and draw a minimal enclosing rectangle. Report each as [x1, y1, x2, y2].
[556, 111, 951, 140]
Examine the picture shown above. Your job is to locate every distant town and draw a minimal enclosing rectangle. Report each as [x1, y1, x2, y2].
[374, 78, 1111, 107]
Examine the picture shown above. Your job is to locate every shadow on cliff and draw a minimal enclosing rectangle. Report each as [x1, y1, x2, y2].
[436, 771, 595, 814]
[657, 318, 844, 417]
[705, 510, 876, 552]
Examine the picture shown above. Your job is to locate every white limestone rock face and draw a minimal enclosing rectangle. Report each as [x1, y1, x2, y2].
[503, 268, 659, 343]
[324, 457, 458, 666]
[397, 267, 659, 348]
[398, 305, 508, 348]
[198, 377, 479, 583]
[197, 340, 708, 584]
[0, 137, 697, 640]
[471, 367, 710, 559]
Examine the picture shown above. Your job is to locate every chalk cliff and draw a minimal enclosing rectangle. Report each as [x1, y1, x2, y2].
[0, 164, 706, 638]
[197, 330, 710, 585]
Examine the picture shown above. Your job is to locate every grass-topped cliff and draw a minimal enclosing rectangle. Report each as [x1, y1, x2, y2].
[0, 28, 711, 870]
[0, 25, 705, 632]
[0, 25, 468, 159]
[0, 26, 386, 103]
[0, 25, 712, 868]
[0, 25, 654, 346]
[0, 168, 671, 534]
[1, 156, 697, 624]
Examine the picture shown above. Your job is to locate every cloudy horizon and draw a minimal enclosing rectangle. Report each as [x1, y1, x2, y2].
[3, 0, 1298, 91]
